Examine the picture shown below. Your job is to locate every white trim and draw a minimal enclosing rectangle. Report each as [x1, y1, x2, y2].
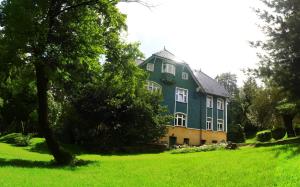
[206, 117, 213, 130]
[146, 81, 162, 93]
[174, 112, 187, 127]
[162, 63, 176, 75]
[146, 63, 154, 71]
[175, 87, 188, 103]
[217, 98, 224, 110]
[182, 72, 188, 80]
[206, 95, 213, 108]
[225, 99, 228, 132]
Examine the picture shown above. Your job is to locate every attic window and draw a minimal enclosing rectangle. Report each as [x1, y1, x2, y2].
[182, 72, 188, 80]
[162, 63, 175, 75]
[146, 63, 154, 71]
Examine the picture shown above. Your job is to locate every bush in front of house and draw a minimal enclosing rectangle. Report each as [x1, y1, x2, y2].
[256, 130, 272, 142]
[170, 144, 226, 154]
[294, 124, 300, 136]
[271, 127, 286, 140]
[227, 124, 245, 143]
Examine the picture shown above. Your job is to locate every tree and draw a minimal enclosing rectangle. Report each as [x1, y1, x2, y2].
[215, 72, 238, 98]
[0, 0, 128, 164]
[216, 73, 243, 127]
[276, 100, 297, 137]
[253, 0, 300, 101]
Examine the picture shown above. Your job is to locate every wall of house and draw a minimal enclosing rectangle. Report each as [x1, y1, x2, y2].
[140, 55, 228, 145]
[160, 126, 227, 145]
[141, 56, 202, 130]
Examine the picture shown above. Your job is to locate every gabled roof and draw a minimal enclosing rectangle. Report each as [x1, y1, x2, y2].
[136, 59, 144, 65]
[194, 70, 229, 98]
[140, 48, 229, 98]
[153, 48, 184, 63]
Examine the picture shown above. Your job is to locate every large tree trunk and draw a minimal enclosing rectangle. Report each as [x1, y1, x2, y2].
[35, 63, 73, 165]
[282, 114, 296, 137]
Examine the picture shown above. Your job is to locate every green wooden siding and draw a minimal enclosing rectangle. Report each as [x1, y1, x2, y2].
[140, 56, 227, 131]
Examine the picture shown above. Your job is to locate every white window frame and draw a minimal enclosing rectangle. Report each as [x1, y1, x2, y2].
[146, 81, 161, 93]
[175, 87, 188, 103]
[162, 63, 176, 75]
[217, 119, 224, 131]
[146, 63, 154, 72]
[206, 95, 213, 108]
[206, 117, 212, 130]
[182, 72, 188, 80]
[175, 113, 187, 127]
[217, 99, 224, 110]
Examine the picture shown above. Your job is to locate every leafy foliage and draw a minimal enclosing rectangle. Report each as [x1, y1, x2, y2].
[256, 130, 272, 142]
[227, 124, 245, 143]
[253, 0, 300, 101]
[271, 127, 286, 140]
[58, 62, 172, 149]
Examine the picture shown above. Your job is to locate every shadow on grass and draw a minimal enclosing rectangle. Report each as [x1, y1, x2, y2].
[29, 141, 165, 156]
[271, 144, 300, 159]
[0, 158, 95, 169]
[28, 141, 88, 156]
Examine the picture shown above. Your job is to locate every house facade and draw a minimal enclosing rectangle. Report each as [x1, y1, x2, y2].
[138, 49, 229, 146]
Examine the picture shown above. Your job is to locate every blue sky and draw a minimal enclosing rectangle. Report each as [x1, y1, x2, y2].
[118, 0, 266, 85]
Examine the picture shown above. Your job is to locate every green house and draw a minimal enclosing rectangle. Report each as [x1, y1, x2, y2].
[138, 48, 229, 146]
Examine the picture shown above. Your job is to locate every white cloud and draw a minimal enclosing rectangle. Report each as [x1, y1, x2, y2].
[118, 0, 266, 85]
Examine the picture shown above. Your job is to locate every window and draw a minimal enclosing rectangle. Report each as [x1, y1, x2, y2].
[206, 96, 213, 108]
[206, 117, 212, 130]
[183, 138, 190, 145]
[217, 99, 224, 110]
[146, 81, 161, 93]
[146, 63, 154, 71]
[212, 140, 218, 144]
[162, 63, 176, 75]
[182, 72, 188, 80]
[176, 87, 188, 103]
[217, 119, 224, 131]
[175, 113, 187, 127]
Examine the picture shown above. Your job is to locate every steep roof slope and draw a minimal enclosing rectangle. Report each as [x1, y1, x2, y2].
[140, 48, 229, 98]
[153, 49, 184, 63]
[194, 70, 229, 97]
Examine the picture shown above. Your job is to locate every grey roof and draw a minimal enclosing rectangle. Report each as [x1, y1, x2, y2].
[153, 49, 184, 63]
[136, 59, 144, 65]
[140, 48, 229, 97]
[194, 70, 229, 97]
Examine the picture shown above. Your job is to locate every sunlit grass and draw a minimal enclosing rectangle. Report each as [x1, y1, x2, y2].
[0, 138, 299, 187]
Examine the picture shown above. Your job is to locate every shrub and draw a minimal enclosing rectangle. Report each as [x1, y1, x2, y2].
[227, 124, 245, 143]
[171, 144, 226, 154]
[271, 127, 286, 140]
[256, 130, 272, 142]
[0, 133, 31, 146]
[294, 124, 300, 136]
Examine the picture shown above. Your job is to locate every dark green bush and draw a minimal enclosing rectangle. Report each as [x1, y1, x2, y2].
[294, 124, 300, 136]
[0, 133, 31, 146]
[227, 124, 245, 143]
[271, 127, 286, 140]
[256, 130, 272, 142]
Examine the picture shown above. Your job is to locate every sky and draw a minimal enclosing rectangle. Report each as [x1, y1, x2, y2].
[118, 0, 266, 85]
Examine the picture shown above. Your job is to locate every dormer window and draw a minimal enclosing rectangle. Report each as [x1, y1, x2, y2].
[182, 72, 188, 80]
[162, 63, 175, 75]
[146, 63, 154, 72]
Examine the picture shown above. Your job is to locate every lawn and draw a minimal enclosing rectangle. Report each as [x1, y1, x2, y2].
[0, 138, 299, 187]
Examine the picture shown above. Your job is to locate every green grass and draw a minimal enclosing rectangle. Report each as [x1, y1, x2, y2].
[0, 138, 299, 187]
